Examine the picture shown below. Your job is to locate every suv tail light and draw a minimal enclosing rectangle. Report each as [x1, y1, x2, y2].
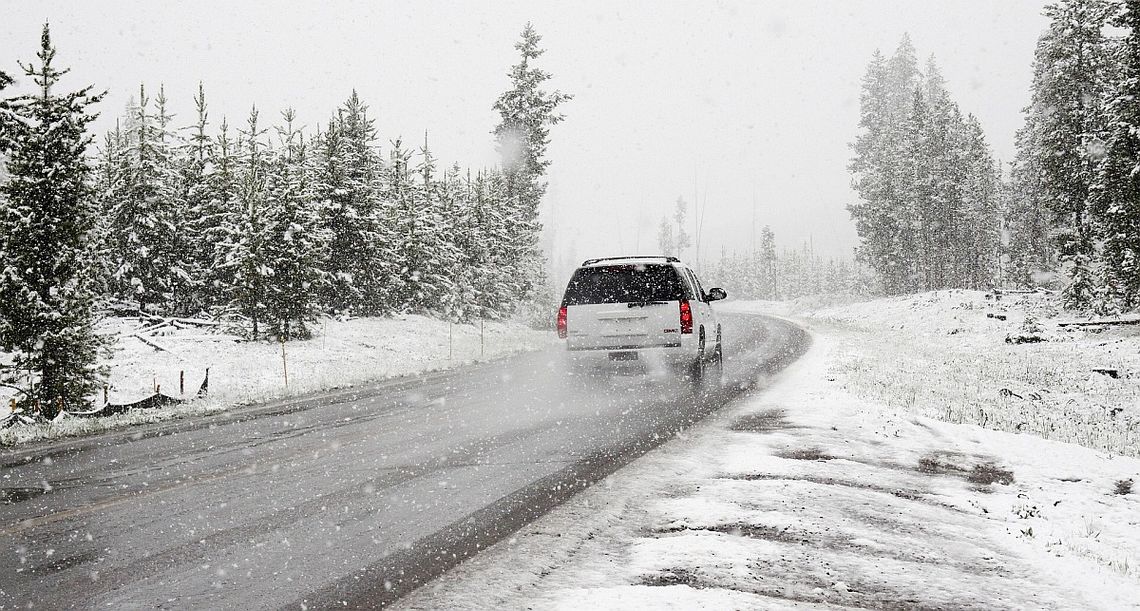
[557, 306, 568, 339]
[679, 299, 693, 334]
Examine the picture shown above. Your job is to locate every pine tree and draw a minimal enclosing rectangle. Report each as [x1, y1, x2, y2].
[0, 24, 105, 414]
[204, 118, 240, 309]
[387, 138, 422, 310]
[108, 84, 183, 313]
[849, 42, 919, 294]
[851, 38, 1002, 295]
[492, 23, 571, 308]
[959, 115, 1001, 289]
[657, 218, 674, 256]
[153, 84, 195, 313]
[433, 163, 468, 320]
[1029, 0, 1118, 307]
[1005, 119, 1055, 288]
[90, 122, 126, 298]
[673, 197, 692, 256]
[1097, 0, 1140, 308]
[760, 225, 777, 299]
[180, 82, 217, 313]
[0, 68, 14, 151]
[493, 23, 572, 217]
[221, 106, 270, 337]
[404, 136, 458, 313]
[313, 92, 389, 314]
[262, 109, 323, 339]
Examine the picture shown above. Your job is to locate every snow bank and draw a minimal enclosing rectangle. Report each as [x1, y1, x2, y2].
[1, 315, 552, 446]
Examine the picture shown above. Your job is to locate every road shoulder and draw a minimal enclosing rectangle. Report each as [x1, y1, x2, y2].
[396, 330, 1140, 610]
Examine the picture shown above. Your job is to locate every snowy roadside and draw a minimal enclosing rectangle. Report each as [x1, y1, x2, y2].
[396, 312, 1140, 609]
[786, 290, 1140, 459]
[1, 315, 553, 446]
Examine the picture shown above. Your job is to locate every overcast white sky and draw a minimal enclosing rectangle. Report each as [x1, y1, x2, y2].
[2, 0, 1051, 278]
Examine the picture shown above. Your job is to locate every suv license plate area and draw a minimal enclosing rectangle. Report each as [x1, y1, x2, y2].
[609, 351, 639, 362]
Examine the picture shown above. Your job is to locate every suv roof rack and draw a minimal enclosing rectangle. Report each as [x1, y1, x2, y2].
[581, 255, 681, 266]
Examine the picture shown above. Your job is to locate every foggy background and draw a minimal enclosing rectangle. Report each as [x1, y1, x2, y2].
[1, 0, 1051, 283]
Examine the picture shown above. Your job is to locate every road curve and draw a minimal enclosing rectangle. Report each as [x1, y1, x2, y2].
[0, 312, 807, 609]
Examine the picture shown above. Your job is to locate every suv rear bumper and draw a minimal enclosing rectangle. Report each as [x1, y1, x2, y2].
[563, 340, 697, 370]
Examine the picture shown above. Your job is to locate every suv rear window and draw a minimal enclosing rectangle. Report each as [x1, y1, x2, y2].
[562, 264, 688, 306]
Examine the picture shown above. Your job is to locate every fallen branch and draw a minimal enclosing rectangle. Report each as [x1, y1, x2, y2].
[152, 316, 222, 328]
[132, 334, 175, 353]
[1057, 317, 1140, 328]
[163, 334, 244, 342]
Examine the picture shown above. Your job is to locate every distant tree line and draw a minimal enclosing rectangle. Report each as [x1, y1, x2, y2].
[0, 23, 568, 412]
[1005, 0, 1140, 313]
[847, 36, 1002, 296]
[706, 226, 872, 301]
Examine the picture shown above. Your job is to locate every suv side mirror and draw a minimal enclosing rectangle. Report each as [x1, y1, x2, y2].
[706, 287, 727, 302]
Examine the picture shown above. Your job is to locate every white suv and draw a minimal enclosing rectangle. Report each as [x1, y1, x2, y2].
[557, 256, 727, 385]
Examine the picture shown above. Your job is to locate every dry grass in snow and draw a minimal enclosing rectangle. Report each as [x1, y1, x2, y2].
[765, 290, 1140, 459]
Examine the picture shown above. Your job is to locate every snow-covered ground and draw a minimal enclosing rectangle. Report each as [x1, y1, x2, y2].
[795, 289, 1140, 459]
[397, 296, 1140, 610]
[1, 314, 552, 446]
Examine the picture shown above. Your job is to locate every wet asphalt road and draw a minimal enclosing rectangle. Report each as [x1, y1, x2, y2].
[0, 312, 807, 609]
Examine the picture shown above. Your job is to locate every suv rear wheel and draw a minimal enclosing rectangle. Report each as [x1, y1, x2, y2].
[688, 329, 707, 389]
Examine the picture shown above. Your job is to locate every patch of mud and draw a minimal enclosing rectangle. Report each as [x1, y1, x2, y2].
[24, 549, 99, 574]
[1, 486, 48, 504]
[729, 409, 795, 433]
[640, 566, 705, 588]
[642, 550, 1010, 610]
[776, 447, 834, 461]
[730, 473, 930, 502]
[657, 522, 808, 545]
[917, 451, 1013, 486]
[652, 519, 1011, 580]
[967, 464, 1015, 486]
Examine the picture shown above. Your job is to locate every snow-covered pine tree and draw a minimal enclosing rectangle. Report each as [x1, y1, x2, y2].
[673, 197, 692, 256]
[220, 107, 270, 338]
[657, 218, 674, 256]
[458, 169, 512, 319]
[918, 57, 956, 289]
[434, 163, 468, 321]
[899, 87, 934, 291]
[0, 24, 105, 414]
[760, 225, 777, 299]
[313, 92, 389, 314]
[90, 122, 126, 298]
[849, 41, 920, 295]
[959, 115, 1001, 290]
[0, 67, 13, 150]
[262, 109, 323, 339]
[108, 84, 184, 314]
[407, 135, 459, 313]
[493, 23, 571, 219]
[388, 138, 426, 311]
[1029, 0, 1118, 308]
[1096, 0, 1140, 309]
[492, 23, 571, 306]
[475, 168, 521, 317]
[203, 118, 240, 310]
[179, 82, 218, 314]
[1005, 116, 1055, 288]
[153, 85, 195, 313]
[852, 38, 1004, 295]
[442, 168, 481, 321]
